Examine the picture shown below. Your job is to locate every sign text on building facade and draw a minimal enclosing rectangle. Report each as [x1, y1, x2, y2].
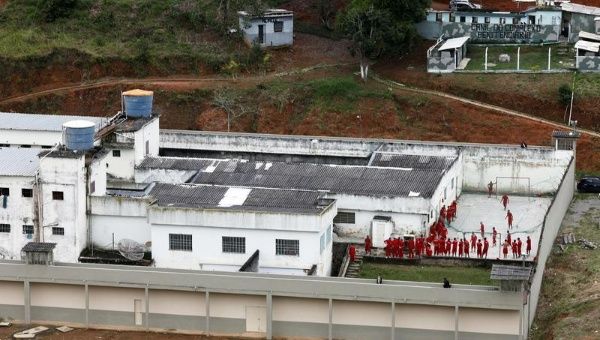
[471, 23, 542, 39]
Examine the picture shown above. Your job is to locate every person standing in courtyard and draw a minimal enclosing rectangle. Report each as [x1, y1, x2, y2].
[482, 238, 489, 259]
[506, 210, 514, 229]
[526, 236, 532, 255]
[501, 194, 509, 210]
[471, 232, 477, 251]
[349, 244, 356, 262]
[517, 237, 522, 257]
[364, 235, 372, 255]
[487, 181, 494, 198]
[502, 240, 509, 259]
[476, 239, 482, 258]
[492, 227, 497, 246]
[480, 222, 485, 238]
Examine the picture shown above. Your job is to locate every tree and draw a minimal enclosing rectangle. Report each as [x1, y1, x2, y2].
[339, 5, 394, 81]
[37, 0, 79, 22]
[338, 0, 430, 80]
[214, 0, 266, 30]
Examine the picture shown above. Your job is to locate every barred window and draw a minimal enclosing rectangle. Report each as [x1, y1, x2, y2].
[276, 239, 299, 256]
[0, 187, 9, 196]
[112, 150, 121, 157]
[22, 189, 33, 197]
[222, 236, 245, 253]
[333, 212, 355, 224]
[52, 191, 64, 200]
[22, 225, 34, 235]
[484, 17, 490, 24]
[0, 224, 10, 233]
[472, 17, 478, 24]
[169, 234, 192, 251]
[52, 227, 64, 235]
[274, 21, 284, 32]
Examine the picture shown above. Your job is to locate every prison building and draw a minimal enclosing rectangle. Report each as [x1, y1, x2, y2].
[575, 31, 600, 71]
[561, 2, 600, 42]
[427, 36, 470, 73]
[238, 9, 293, 47]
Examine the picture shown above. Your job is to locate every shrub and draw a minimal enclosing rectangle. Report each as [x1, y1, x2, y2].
[558, 83, 572, 106]
[37, 0, 79, 22]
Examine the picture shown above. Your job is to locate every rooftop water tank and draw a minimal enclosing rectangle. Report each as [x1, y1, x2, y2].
[63, 120, 96, 151]
[122, 89, 154, 118]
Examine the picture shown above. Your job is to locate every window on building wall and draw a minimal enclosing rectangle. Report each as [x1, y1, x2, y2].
[112, 150, 121, 157]
[145, 141, 150, 155]
[276, 239, 299, 256]
[52, 191, 64, 200]
[41, 145, 52, 149]
[513, 17, 520, 24]
[484, 17, 490, 24]
[0, 224, 10, 233]
[436, 13, 442, 22]
[460, 16, 466, 23]
[500, 17, 506, 24]
[333, 212, 355, 224]
[20, 145, 31, 148]
[52, 227, 64, 235]
[22, 189, 33, 198]
[0, 187, 9, 196]
[222, 236, 245, 253]
[274, 21, 284, 32]
[0, 144, 9, 147]
[22, 225, 33, 235]
[169, 234, 192, 251]
[449, 13, 455, 22]
[472, 17, 478, 23]
[90, 181, 96, 194]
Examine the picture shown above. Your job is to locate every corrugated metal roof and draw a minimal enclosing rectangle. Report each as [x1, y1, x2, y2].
[0, 147, 41, 176]
[149, 183, 331, 214]
[578, 31, 600, 42]
[141, 157, 445, 198]
[22, 242, 56, 252]
[562, 2, 600, 15]
[575, 39, 600, 52]
[490, 265, 532, 281]
[0, 112, 106, 132]
[370, 153, 456, 170]
[438, 36, 470, 51]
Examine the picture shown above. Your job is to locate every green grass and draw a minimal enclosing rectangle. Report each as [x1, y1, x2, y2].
[464, 45, 574, 71]
[358, 263, 496, 286]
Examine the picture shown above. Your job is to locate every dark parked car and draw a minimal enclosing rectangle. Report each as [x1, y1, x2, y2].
[577, 177, 600, 193]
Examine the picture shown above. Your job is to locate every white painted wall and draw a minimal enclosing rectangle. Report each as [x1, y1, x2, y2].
[462, 147, 572, 194]
[429, 153, 463, 223]
[0, 130, 61, 147]
[89, 153, 108, 197]
[134, 119, 160, 166]
[150, 204, 335, 275]
[105, 148, 136, 180]
[38, 155, 87, 263]
[0, 175, 36, 259]
[90, 196, 150, 249]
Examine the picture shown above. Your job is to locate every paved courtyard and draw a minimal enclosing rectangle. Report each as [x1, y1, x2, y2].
[446, 193, 552, 260]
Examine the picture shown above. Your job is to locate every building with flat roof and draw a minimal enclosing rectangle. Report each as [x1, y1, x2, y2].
[238, 9, 294, 48]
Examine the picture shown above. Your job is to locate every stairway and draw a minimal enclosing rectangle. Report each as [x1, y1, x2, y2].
[345, 247, 364, 278]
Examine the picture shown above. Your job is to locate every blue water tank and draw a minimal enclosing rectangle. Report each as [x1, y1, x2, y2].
[63, 120, 96, 151]
[122, 89, 154, 118]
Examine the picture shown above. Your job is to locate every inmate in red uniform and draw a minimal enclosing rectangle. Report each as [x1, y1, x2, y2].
[458, 239, 464, 257]
[480, 222, 485, 238]
[463, 239, 470, 257]
[487, 181, 494, 197]
[470, 233, 477, 251]
[506, 210, 514, 229]
[451, 238, 458, 256]
[507, 231, 512, 245]
[349, 245, 356, 262]
[476, 240, 482, 258]
[501, 194, 509, 210]
[482, 238, 489, 258]
[492, 227, 497, 246]
[397, 238, 404, 258]
[384, 238, 392, 257]
[512, 241, 518, 258]
[502, 241, 509, 259]
[517, 238, 522, 257]
[526, 236, 532, 255]
[364, 235, 372, 255]
[408, 238, 415, 259]
[445, 239, 451, 256]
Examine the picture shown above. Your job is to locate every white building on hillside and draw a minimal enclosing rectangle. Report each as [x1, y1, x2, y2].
[238, 9, 294, 47]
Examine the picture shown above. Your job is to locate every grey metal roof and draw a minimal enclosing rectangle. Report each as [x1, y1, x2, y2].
[0, 112, 106, 132]
[142, 157, 445, 198]
[490, 265, 532, 281]
[22, 242, 57, 252]
[370, 153, 456, 170]
[0, 147, 41, 176]
[552, 130, 581, 138]
[139, 157, 216, 170]
[149, 183, 333, 214]
[107, 188, 149, 198]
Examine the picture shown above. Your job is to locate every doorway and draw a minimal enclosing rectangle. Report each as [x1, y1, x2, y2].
[258, 25, 265, 44]
[134, 299, 143, 326]
[245, 305, 266, 333]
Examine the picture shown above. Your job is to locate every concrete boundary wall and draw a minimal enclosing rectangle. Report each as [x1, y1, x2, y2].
[526, 156, 575, 335]
[0, 262, 523, 339]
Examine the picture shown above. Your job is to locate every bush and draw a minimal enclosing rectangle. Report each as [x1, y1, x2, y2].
[558, 83, 572, 106]
[38, 0, 79, 22]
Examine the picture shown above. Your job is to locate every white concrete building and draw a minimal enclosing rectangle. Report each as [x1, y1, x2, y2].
[238, 9, 294, 47]
[0, 112, 107, 148]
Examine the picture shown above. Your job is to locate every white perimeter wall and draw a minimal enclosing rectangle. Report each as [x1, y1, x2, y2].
[462, 147, 572, 194]
[105, 148, 136, 180]
[0, 130, 61, 147]
[527, 157, 575, 336]
[0, 176, 36, 259]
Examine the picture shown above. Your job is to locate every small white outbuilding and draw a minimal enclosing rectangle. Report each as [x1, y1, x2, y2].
[238, 9, 293, 47]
